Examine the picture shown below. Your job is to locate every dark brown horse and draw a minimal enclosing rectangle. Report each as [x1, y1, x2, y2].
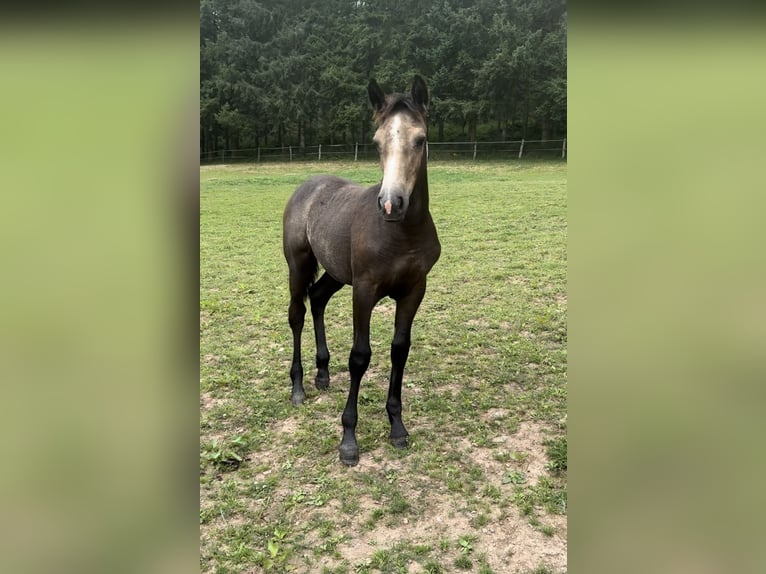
[282, 76, 440, 466]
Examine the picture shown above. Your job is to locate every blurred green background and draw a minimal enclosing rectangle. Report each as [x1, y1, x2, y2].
[570, 16, 766, 574]
[0, 18, 199, 574]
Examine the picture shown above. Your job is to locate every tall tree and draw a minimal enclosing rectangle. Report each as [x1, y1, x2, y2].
[199, 0, 567, 153]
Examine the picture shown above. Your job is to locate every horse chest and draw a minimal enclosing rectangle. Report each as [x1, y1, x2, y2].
[358, 231, 439, 286]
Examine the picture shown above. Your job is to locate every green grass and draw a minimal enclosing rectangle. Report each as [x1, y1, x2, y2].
[200, 160, 567, 573]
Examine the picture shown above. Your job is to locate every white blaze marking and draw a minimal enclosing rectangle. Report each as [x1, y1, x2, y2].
[382, 115, 402, 193]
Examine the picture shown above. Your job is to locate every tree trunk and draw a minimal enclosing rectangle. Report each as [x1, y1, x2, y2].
[523, 110, 529, 139]
[541, 117, 550, 141]
[438, 119, 444, 142]
[523, 95, 531, 139]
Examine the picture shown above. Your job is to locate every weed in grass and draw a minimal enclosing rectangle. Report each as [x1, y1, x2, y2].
[423, 561, 444, 574]
[413, 544, 432, 556]
[492, 451, 513, 463]
[543, 436, 567, 474]
[503, 470, 528, 485]
[458, 535, 475, 555]
[254, 528, 291, 572]
[539, 524, 556, 537]
[454, 554, 473, 570]
[370, 549, 392, 570]
[471, 512, 490, 528]
[482, 484, 501, 501]
[200, 436, 246, 471]
[365, 508, 385, 530]
[388, 491, 411, 515]
[512, 474, 567, 530]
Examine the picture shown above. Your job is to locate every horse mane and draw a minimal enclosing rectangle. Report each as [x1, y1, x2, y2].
[373, 93, 426, 124]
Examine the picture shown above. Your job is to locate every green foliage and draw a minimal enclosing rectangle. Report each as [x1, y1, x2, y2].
[200, 434, 248, 471]
[200, 0, 566, 153]
[544, 436, 567, 474]
[255, 528, 291, 572]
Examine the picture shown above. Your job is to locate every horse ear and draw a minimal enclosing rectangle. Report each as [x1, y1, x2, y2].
[368, 79, 385, 112]
[411, 75, 429, 113]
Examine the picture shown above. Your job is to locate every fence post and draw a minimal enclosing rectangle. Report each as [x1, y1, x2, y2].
[473, 142, 477, 160]
[354, 142, 358, 161]
[318, 144, 321, 161]
[518, 139, 525, 159]
[426, 141, 429, 161]
[562, 138, 566, 159]
[289, 145, 292, 161]
[257, 147, 260, 162]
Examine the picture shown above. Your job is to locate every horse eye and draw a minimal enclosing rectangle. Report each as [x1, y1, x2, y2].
[414, 136, 426, 148]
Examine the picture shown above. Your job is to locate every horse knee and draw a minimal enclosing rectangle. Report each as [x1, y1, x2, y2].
[348, 348, 371, 378]
[390, 336, 410, 364]
[288, 300, 306, 329]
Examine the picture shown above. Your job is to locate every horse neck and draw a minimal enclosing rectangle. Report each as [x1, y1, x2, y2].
[407, 157, 430, 225]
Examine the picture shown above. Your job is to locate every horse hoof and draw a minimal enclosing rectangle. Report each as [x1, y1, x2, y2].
[315, 376, 330, 390]
[339, 445, 359, 466]
[291, 392, 305, 406]
[389, 435, 409, 449]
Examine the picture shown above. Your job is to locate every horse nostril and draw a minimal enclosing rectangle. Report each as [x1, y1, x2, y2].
[377, 196, 384, 210]
[396, 196, 404, 209]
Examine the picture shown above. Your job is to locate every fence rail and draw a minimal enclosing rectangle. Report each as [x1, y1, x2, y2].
[200, 139, 567, 164]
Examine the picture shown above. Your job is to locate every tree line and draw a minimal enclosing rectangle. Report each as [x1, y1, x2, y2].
[200, 0, 566, 155]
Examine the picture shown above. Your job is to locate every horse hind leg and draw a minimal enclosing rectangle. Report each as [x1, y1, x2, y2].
[308, 272, 344, 390]
[287, 253, 317, 406]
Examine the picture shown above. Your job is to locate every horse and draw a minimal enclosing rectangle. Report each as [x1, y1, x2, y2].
[282, 75, 441, 466]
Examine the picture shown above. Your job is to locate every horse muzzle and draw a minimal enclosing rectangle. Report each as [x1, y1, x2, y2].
[377, 192, 407, 221]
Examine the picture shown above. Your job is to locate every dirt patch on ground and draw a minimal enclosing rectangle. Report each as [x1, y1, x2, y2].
[200, 392, 226, 411]
[482, 511, 567, 573]
[477, 420, 555, 483]
[203, 408, 566, 574]
[320, 421, 564, 572]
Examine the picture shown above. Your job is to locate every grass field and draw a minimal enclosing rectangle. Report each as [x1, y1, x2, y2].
[200, 160, 567, 574]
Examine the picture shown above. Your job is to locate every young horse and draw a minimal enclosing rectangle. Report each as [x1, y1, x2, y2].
[282, 75, 441, 466]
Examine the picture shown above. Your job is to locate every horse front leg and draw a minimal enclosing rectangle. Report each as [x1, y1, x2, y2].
[339, 288, 377, 466]
[387, 280, 427, 448]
